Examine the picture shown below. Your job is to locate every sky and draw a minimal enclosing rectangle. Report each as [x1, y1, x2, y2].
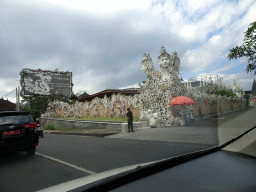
[1, 0, 256, 103]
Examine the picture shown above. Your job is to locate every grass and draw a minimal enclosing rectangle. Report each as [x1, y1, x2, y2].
[55, 116, 140, 122]
[43, 123, 58, 130]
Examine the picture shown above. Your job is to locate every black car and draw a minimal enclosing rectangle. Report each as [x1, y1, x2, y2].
[0, 111, 39, 155]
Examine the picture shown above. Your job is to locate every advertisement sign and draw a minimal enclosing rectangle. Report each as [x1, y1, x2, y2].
[20, 69, 73, 96]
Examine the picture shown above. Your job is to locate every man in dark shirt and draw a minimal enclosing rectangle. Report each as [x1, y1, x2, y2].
[127, 108, 133, 133]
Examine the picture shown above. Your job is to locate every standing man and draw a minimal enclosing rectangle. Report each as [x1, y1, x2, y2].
[127, 108, 133, 133]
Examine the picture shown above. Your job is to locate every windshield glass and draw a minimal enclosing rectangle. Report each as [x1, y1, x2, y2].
[0, 0, 256, 192]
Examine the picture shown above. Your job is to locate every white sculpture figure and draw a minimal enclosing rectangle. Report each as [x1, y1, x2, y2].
[141, 53, 155, 75]
[139, 110, 148, 121]
[110, 104, 116, 118]
[111, 94, 117, 103]
[118, 104, 123, 118]
[118, 104, 126, 118]
[74, 101, 82, 118]
[121, 105, 126, 118]
[93, 105, 100, 118]
[148, 110, 157, 128]
[170, 51, 180, 72]
[232, 79, 243, 98]
[139, 46, 186, 127]
[102, 95, 109, 116]
[157, 45, 171, 81]
[83, 102, 92, 116]
[140, 110, 157, 128]
[153, 112, 165, 127]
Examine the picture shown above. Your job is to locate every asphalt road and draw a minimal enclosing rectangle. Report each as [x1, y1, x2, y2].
[1, 107, 255, 192]
[0, 134, 213, 192]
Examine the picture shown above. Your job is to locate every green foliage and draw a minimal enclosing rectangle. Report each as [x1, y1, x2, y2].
[228, 21, 256, 74]
[20, 96, 48, 120]
[44, 123, 57, 130]
[215, 90, 236, 97]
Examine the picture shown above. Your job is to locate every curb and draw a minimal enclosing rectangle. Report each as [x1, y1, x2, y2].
[44, 130, 120, 137]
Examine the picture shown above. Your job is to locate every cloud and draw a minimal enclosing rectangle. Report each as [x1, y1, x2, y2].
[43, 0, 152, 13]
[180, 0, 256, 73]
[1, 0, 255, 100]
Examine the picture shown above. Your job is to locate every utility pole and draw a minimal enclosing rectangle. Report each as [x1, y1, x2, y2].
[16, 86, 20, 111]
[16, 88, 17, 111]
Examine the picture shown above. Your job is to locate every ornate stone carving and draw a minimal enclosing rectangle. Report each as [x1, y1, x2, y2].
[139, 46, 186, 126]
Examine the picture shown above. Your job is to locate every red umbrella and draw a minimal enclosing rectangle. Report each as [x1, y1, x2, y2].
[170, 96, 195, 105]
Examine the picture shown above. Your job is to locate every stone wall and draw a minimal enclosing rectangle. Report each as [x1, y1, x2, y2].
[53, 100, 245, 119]
[193, 101, 246, 116]
[55, 102, 140, 118]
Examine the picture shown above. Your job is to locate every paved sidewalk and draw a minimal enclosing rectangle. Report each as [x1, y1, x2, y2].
[105, 126, 218, 145]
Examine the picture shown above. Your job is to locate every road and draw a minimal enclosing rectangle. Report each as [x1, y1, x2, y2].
[0, 107, 255, 192]
[0, 134, 212, 192]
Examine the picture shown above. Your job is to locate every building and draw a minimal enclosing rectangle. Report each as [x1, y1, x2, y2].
[0, 98, 16, 111]
[78, 89, 139, 102]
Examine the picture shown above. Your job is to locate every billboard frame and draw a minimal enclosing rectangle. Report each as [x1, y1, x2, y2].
[20, 68, 73, 98]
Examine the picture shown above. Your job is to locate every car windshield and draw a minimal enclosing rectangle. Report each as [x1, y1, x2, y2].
[0, 0, 256, 192]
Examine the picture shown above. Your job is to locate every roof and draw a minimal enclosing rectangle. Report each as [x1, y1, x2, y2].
[78, 92, 90, 100]
[78, 89, 139, 102]
[251, 79, 256, 96]
[0, 99, 16, 111]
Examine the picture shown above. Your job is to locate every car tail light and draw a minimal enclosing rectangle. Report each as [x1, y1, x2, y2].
[24, 122, 38, 128]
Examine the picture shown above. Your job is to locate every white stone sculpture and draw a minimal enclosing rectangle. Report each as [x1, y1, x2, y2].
[93, 105, 100, 118]
[118, 104, 126, 118]
[232, 79, 244, 98]
[110, 104, 116, 118]
[141, 53, 155, 75]
[41, 48, 245, 122]
[139, 46, 186, 127]
[74, 101, 82, 118]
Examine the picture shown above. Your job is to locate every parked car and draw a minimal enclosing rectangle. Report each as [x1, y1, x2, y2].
[0, 111, 39, 155]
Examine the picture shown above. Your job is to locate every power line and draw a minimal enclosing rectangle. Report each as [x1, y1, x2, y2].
[1, 89, 16, 99]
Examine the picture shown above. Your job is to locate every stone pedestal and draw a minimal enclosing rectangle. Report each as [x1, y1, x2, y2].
[141, 120, 149, 128]
[121, 123, 128, 133]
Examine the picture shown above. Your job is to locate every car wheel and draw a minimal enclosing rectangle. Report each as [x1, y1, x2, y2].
[26, 146, 36, 156]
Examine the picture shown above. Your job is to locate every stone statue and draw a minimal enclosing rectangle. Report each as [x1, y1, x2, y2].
[141, 53, 155, 75]
[139, 46, 185, 127]
[93, 105, 99, 118]
[157, 45, 171, 81]
[232, 79, 243, 98]
[110, 104, 116, 118]
[170, 51, 180, 72]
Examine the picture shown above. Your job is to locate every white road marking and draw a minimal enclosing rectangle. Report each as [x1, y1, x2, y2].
[36, 152, 97, 175]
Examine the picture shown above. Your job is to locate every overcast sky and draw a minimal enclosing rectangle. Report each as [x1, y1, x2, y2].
[1, 0, 256, 102]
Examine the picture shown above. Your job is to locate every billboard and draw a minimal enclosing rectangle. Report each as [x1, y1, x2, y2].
[20, 69, 73, 96]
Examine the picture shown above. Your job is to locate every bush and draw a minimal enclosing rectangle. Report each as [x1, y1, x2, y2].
[44, 123, 57, 130]
[215, 90, 236, 97]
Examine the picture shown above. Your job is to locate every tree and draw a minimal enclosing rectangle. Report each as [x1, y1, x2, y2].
[20, 96, 48, 120]
[228, 21, 256, 74]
